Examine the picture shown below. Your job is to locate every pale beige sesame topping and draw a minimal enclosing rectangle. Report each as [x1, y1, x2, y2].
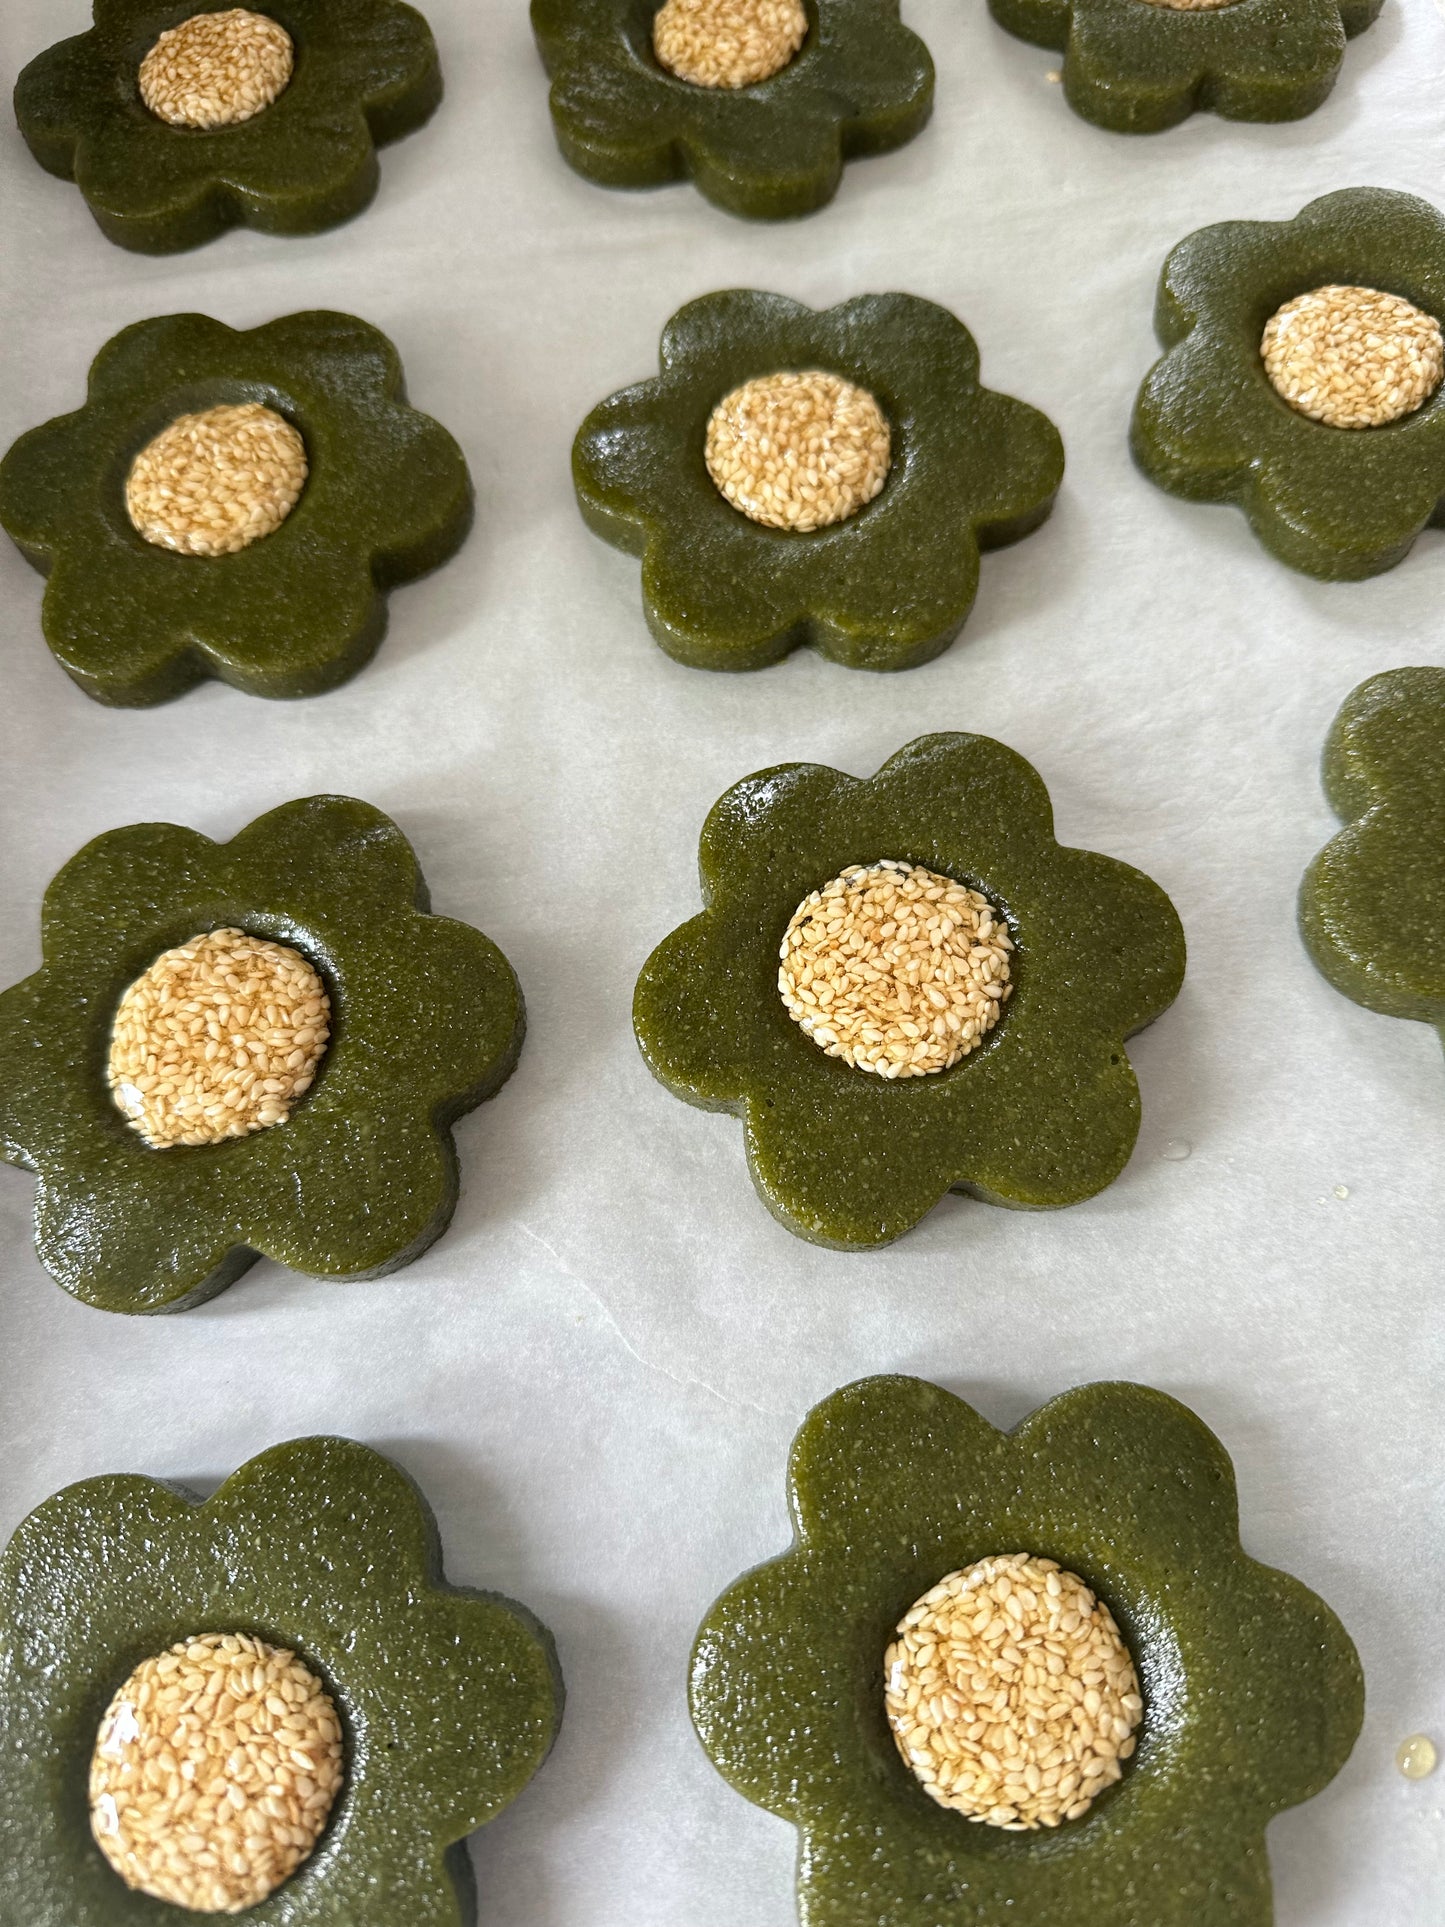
[885, 1554, 1143, 1831]
[705, 371, 891, 532]
[139, 9, 294, 129]
[1261, 285, 1444, 430]
[108, 928, 330, 1150]
[779, 861, 1012, 1078]
[90, 1632, 344, 1914]
[653, 0, 807, 88]
[125, 403, 307, 558]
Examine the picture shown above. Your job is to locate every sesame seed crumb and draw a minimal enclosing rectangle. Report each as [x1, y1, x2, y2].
[139, 9, 294, 129]
[779, 861, 1012, 1078]
[1261, 285, 1443, 430]
[706, 372, 890, 533]
[108, 928, 330, 1149]
[884, 1554, 1143, 1831]
[653, 0, 807, 88]
[90, 1632, 343, 1913]
[125, 403, 307, 558]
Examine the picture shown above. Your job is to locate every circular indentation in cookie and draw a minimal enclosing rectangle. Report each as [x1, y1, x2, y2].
[108, 928, 331, 1149]
[653, 0, 807, 87]
[704, 371, 890, 531]
[1397, 1733, 1439, 1780]
[884, 1554, 1143, 1830]
[125, 403, 307, 557]
[1261, 285, 1444, 429]
[778, 861, 1012, 1078]
[89, 1631, 344, 1912]
[139, 9, 294, 129]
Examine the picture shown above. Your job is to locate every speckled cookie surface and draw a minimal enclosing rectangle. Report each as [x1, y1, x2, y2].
[0, 795, 523, 1313]
[1131, 187, 1445, 580]
[690, 1375, 1363, 1927]
[0, 1435, 562, 1925]
[1300, 667, 1445, 1050]
[14, 0, 443, 252]
[574, 291, 1064, 672]
[988, 0, 1383, 134]
[531, 0, 932, 219]
[0, 310, 472, 704]
[634, 733, 1184, 1246]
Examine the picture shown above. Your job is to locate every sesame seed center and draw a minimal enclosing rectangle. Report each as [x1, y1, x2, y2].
[90, 1632, 344, 1914]
[108, 928, 331, 1150]
[705, 371, 891, 532]
[653, 0, 807, 88]
[139, 9, 294, 129]
[884, 1554, 1143, 1831]
[1261, 284, 1444, 430]
[778, 861, 1012, 1078]
[125, 403, 308, 558]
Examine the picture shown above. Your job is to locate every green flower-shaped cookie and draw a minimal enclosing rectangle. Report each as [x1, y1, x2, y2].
[1300, 667, 1445, 1055]
[530, 0, 932, 220]
[574, 291, 1064, 672]
[0, 310, 472, 705]
[634, 733, 1184, 1247]
[0, 794, 523, 1314]
[692, 1374, 1363, 1927]
[1132, 187, 1445, 581]
[989, 0, 1382, 136]
[15, 0, 442, 253]
[0, 1435, 562, 1926]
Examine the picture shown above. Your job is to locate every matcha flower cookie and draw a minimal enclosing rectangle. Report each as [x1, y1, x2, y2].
[14, 1, 442, 252]
[0, 1436, 562, 1924]
[531, 0, 932, 220]
[1132, 188, 1445, 580]
[0, 795, 523, 1313]
[1300, 667, 1445, 1057]
[691, 1374, 1363, 1927]
[574, 291, 1064, 671]
[989, 0, 1382, 134]
[633, 733, 1184, 1247]
[0, 310, 472, 705]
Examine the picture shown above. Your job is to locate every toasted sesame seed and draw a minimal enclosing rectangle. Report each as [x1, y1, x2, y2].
[884, 1554, 1143, 1831]
[139, 9, 294, 129]
[90, 1632, 343, 1914]
[705, 371, 890, 532]
[108, 928, 330, 1150]
[653, 0, 806, 88]
[1261, 285, 1444, 430]
[778, 861, 1013, 1078]
[125, 403, 307, 558]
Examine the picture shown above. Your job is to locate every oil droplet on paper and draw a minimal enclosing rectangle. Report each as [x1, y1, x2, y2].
[1160, 1140, 1192, 1162]
[1397, 1734, 1438, 1780]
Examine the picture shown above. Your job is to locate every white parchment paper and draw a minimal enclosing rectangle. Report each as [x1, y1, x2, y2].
[1, 1, 1443, 1920]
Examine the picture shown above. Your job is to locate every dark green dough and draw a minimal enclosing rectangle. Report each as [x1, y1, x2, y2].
[574, 291, 1064, 672]
[691, 1374, 1363, 1927]
[1132, 187, 1445, 580]
[988, 0, 1383, 135]
[0, 310, 473, 704]
[633, 734, 1184, 1247]
[14, 0, 442, 253]
[1299, 667, 1445, 1051]
[531, 0, 932, 220]
[0, 1435, 563, 1927]
[0, 795, 524, 1313]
